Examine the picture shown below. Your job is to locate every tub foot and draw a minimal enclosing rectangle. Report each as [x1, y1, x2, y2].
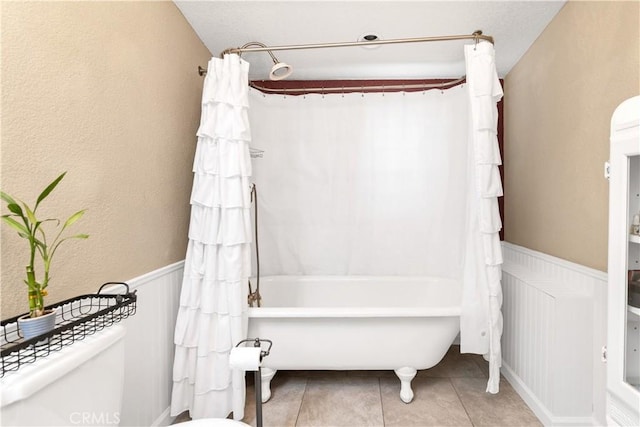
[260, 368, 277, 403]
[394, 367, 417, 403]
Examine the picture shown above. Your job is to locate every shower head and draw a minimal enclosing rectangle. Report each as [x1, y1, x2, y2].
[240, 42, 293, 81]
[269, 61, 293, 81]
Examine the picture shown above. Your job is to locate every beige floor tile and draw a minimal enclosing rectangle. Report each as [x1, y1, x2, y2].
[173, 348, 541, 427]
[469, 353, 491, 377]
[451, 377, 542, 426]
[243, 375, 307, 427]
[381, 376, 472, 426]
[296, 376, 384, 427]
[422, 345, 487, 378]
[346, 370, 396, 379]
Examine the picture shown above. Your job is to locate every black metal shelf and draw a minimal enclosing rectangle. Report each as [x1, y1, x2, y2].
[1, 282, 137, 377]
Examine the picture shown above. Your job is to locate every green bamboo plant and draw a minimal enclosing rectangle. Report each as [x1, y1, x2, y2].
[1, 172, 88, 318]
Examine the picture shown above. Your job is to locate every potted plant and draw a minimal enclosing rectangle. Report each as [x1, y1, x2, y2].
[1, 172, 88, 339]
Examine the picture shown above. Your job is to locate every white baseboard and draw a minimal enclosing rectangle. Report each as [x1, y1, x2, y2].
[502, 363, 595, 427]
[119, 261, 184, 427]
[501, 242, 607, 427]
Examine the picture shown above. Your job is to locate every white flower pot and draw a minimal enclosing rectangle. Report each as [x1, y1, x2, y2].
[17, 309, 57, 341]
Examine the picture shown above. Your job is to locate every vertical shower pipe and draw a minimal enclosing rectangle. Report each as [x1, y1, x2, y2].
[248, 184, 261, 307]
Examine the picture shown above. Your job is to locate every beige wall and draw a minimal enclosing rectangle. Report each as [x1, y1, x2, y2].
[504, 1, 639, 272]
[1, 1, 210, 317]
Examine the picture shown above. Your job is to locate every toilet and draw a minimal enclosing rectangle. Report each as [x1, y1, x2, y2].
[0, 324, 126, 426]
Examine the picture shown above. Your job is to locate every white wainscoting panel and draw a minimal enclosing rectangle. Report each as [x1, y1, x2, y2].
[501, 243, 607, 426]
[117, 261, 184, 427]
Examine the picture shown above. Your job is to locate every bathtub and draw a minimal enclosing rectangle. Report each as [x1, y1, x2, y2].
[247, 275, 461, 403]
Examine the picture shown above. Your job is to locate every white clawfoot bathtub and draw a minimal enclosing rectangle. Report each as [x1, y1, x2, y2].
[247, 275, 461, 403]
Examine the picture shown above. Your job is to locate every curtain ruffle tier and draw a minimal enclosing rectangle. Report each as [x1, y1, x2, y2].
[171, 54, 252, 420]
[461, 41, 504, 394]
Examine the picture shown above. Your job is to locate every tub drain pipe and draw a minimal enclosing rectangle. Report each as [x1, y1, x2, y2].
[248, 183, 261, 307]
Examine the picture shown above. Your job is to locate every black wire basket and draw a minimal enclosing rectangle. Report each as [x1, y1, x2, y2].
[0, 282, 137, 377]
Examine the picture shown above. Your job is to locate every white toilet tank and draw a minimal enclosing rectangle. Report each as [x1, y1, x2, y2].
[1, 324, 126, 426]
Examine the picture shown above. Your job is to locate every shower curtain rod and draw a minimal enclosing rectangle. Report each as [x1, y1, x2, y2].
[197, 31, 491, 94]
[198, 31, 492, 74]
[219, 30, 492, 57]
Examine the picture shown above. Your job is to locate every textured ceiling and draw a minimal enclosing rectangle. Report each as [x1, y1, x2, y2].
[174, 1, 566, 80]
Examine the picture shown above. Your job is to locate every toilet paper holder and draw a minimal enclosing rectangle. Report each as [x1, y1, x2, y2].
[234, 337, 272, 427]
[235, 337, 272, 360]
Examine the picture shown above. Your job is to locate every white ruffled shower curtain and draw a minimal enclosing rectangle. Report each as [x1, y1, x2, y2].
[171, 42, 503, 420]
[170, 54, 252, 420]
[248, 85, 469, 278]
[460, 41, 504, 393]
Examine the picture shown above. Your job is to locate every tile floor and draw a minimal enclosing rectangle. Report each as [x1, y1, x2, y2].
[173, 345, 541, 427]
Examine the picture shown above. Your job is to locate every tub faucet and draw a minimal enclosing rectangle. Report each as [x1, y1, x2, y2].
[248, 279, 262, 307]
